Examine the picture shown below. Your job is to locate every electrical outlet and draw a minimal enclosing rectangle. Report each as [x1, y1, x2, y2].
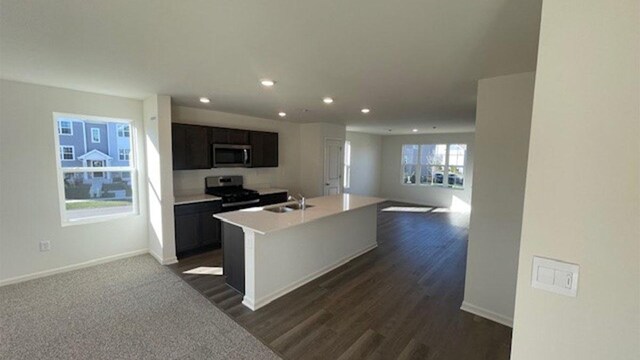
[39, 240, 51, 252]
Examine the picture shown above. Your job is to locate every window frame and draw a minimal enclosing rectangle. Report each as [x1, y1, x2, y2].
[118, 148, 130, 161]
[400, 143, 467, 190]
[53, 112, 139, 226]
[90, 127, 101, 143]
[58, 120, 73, 135]
[343, 140, 351, 189]
[117, 124, 130, 138]
[60, 145, 75, 161]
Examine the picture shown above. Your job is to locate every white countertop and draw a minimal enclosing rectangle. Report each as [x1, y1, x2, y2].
[174, 194, 221, 205]
[214, 194, 386, 234]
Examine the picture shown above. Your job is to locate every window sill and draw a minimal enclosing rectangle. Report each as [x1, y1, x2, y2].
[61, 211, 140, 227]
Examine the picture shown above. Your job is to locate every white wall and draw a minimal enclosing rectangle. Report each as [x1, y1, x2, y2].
[345, 131, 382, 197]
[511, 1, 639, 359]
[0, 80, 148, 284]
[144, 96, 176, 264]
[171, 106, 302, 196]
[462, 72, 535, 327]
[380, 132, 474, 208]
[299, 123, 346, 198]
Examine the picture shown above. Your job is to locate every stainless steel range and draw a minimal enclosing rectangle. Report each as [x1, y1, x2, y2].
[205, 176, 260, 211]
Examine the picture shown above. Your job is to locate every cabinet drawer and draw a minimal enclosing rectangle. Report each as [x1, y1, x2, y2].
[174, 200, 222, 216]
[259, 192, 288, 206]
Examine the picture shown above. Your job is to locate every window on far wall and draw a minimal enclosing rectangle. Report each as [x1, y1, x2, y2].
[119, 148, 130, 161]
[401, 143, 466, 189]
[60, 146, 75, 160]
[91, 128, 100, 143]
[54, 113, 137, 224]
[117, 124, 130, 137]
[343, 141, 351, 189]
[58, 120, 73, 135]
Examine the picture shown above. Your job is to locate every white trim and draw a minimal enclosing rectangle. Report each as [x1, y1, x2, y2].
[60, 145, 75, 161]
[243, 243, 378, 311]
[57, 119, 73, 135]
[90, 127, 101, 143]
[323, 137, 345, 195]
[53, 112, 139, 225]
[0, 249, 149, 287]
[148, 250, 178, 265]
[460, 301, 513, 328]
[400, 143, 467, 189]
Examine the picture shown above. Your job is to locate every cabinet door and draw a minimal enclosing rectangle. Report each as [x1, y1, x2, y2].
[259, 192, 288, 206]
[249, 131, 265, 167]
[262, 132, 279, 167]
[172, 124, 188, 170]
[184, 125, 210, 169]
[211, 127, 229, 144]
[200, 211, 221, 247]
[250, 131, 279, 168]
[227, 129, 249, 145]
[222, 223, 245, 294]
[172, 124, 210, 170]
[175, 214, 201, 254]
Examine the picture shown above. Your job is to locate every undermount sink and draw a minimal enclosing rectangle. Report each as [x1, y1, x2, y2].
[285, 203, 314, 210]
[263, 203, 315, 213]
[264, 205, 295, 213]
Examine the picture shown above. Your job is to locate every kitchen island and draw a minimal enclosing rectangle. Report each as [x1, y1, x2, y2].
[214, 194, 385, 310]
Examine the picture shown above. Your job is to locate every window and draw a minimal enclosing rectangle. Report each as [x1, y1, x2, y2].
[60, 146, 75, 160]
[402, 145, 419, 184]
[401, 143, 466, 189]
[54, 113, 137, 224]
[343, 141, 351, 189]
[58, 120, 73, 135]
[119, 149, 130, 161]
[91, 128, 101, 143]
[117, 124, 130, 137]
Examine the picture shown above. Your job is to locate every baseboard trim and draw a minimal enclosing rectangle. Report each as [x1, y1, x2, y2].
[149, 250, 178, 265]
[0, 249, 149, 287]
[247, 243, 378, 311]
[460, 301, 513, 328]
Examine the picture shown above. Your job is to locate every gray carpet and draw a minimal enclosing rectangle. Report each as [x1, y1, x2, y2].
[0, 255, 281, 360]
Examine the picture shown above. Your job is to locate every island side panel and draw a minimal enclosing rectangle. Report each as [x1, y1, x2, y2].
[222, 222, 245, 294]
[249, 204, 378, 310]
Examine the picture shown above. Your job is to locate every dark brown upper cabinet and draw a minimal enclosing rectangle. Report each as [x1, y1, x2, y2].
[250, 131, 279, 168]
[172, 123, 211, 170]
[211, 127, 249, 145]
[172, 123, 278, 169]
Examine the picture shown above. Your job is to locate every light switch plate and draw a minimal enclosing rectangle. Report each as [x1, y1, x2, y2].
[531, 256, 579, 297]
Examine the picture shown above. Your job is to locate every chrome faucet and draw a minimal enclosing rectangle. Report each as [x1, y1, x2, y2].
[288, 194, 306, 209]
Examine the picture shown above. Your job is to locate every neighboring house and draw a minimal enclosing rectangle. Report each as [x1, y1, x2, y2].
[58, 117, 131, 184]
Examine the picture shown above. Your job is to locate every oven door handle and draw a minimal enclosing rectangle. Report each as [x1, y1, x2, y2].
[222, 199, 260, 208]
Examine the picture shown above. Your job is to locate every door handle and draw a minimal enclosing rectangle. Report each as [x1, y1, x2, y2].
[325, 183, 330, 186]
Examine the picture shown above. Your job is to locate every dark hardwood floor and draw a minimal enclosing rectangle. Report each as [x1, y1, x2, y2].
[169, 201, 512, 360]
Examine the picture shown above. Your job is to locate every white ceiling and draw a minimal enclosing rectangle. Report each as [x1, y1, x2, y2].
[0, 0, 541, 134]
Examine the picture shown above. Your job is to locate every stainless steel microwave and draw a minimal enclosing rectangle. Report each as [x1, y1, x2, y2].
[212, 144, 252, 167]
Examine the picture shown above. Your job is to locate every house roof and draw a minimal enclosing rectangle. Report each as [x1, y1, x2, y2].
[77, 149, 112, 161]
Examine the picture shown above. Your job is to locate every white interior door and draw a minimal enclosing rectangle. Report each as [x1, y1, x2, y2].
[324, 139, 343, 195]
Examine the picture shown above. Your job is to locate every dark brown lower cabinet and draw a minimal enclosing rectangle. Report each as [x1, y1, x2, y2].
[259, 192, 288, 206]
[174, 201, 222, 258]
[222, 222, 245, 293]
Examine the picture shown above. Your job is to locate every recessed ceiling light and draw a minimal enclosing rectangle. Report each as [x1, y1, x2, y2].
[278, 112, 286, 117]
[412, 129, 418, 132]
[323, 97, 334, 104]
[260, 79, 276, 87]
[361, 108, 370, 114]
[199, 97, 210, 103]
